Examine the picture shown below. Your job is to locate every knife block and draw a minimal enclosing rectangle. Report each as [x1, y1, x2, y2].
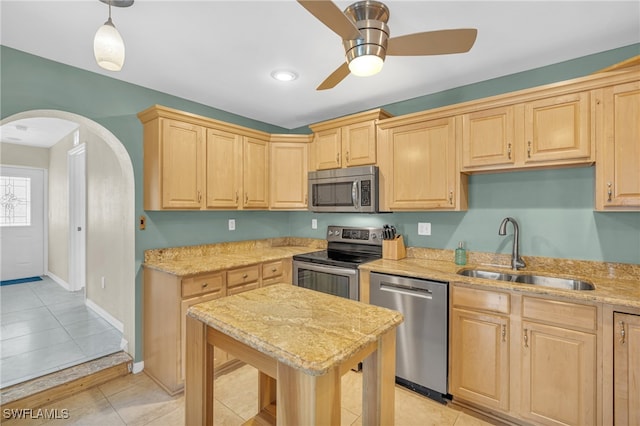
[383, 235, 406, 260]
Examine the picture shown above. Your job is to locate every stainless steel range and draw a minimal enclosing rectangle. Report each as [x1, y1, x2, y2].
[292, 225, 383, 301]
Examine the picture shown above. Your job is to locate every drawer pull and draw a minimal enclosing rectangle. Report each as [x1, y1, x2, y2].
[202, 283, 208, 288]
[523, 328, 529, 348]
[271, 268, 277, 273]
[242, 273, 248, 279]
[619, 320, 626, 344]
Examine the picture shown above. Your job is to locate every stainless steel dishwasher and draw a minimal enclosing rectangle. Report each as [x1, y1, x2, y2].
[369, 272, 449, 402]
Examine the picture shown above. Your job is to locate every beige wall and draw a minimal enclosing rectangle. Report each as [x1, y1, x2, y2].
[0, 142, 49, 168]
[48, 133, 74, 282]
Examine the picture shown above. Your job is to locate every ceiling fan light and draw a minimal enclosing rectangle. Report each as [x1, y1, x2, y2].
[348, 54, 384, 77]
[93, 18, 125, 71]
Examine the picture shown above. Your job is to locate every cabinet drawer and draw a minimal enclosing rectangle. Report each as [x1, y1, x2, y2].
[227, 265, 260, 288]
[452, 285, 510, 314]
[522, 296, 597, 331]
[182, 272, 224, 298]
[227, 281, 260, 295]
[262, 261, 284, 280]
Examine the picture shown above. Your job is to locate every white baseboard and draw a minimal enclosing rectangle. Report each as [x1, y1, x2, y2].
[46, 271, 71, 291]
[132, 361, 144, 374]
[85, 298, 124, 334]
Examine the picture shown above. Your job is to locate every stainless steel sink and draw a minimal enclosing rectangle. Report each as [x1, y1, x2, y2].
[457, 269, 595, 291]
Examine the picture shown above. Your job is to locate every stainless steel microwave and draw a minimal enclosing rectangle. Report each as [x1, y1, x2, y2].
[308, 165, 379, 213]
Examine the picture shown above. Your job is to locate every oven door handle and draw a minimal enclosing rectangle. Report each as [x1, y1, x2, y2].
[352, 180, 360, 209]
[294, 261, 357, 277]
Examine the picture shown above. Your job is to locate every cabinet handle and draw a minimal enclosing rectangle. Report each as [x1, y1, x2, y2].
[242, 273, 248, 279]
[336, 152, 340, 163]
[527, 141, 532, 158]
[271, 268, 277, 273]
[198, 191, 202, 202]
[235, 191, 239, 203]
[346, 151, 349, 163]
[501, 324, 507, 342]
[523, 328, 529, 348]
[619, 320, 626, 344]
[304, 194, 308, 204]
[507, 143, 512, 160]
[245, 193, 249, 204]
[449, 190, 453, 205]
[202, 282, 208, 288]
[607, 182, 613, 202]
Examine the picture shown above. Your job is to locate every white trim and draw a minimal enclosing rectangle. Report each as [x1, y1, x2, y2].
[46, 271, 71, 291]
[86, 298, 124, 333]
[132, 361, 144, 374]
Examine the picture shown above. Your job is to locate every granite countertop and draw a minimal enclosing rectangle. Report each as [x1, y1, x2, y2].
[360, 256, 640, 310]
[187, 284, 404, 376]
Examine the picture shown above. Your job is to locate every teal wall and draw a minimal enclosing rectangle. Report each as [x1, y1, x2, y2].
[2, 44, 639, 362]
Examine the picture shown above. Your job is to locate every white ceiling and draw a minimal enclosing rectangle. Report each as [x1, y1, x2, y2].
[1, 0, 639, 134]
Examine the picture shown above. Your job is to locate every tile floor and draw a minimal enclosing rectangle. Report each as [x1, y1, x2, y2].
[0, 276, 123, 388]
[1, 364, 496, 426]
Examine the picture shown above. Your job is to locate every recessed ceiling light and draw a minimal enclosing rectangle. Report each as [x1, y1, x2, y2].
[271, 70, 298, 82]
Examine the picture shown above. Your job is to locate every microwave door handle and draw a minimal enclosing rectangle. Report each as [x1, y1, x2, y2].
[352, 181, 360, 209]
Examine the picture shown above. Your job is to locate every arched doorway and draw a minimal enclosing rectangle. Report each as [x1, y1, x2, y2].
[0, 110, 136, 377]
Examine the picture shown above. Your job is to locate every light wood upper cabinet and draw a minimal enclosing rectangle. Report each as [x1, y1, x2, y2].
[462, 106, 516, 169]
[310, 108, 392, 170]
[378, 116, 467, 211]
[142, 117, 205, 210]
[613, 312, 640, 426]
[205, 128, 242, 209]
[243, 137, 269, 209]
[524, 91, 591, 164]
[595, 81, 640, 210]
[269, 135, 310, 210]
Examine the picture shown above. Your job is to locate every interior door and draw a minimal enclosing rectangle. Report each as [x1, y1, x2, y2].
[0, 166, 45, 281]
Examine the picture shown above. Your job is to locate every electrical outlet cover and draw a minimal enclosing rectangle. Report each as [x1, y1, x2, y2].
[228, 219, 236, 231]
[418, 222, 431, 236]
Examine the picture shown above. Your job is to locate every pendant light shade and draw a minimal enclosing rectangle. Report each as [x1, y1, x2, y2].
[94, 17, 125, 71]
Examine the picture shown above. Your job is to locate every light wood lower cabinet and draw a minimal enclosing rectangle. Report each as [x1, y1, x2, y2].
[143, 258, 291, 395]
[613, 312, 640, 425]
[450, 284, 600, 425]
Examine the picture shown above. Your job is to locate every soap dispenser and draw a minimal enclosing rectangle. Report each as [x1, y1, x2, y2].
[455, 241, 467, 265]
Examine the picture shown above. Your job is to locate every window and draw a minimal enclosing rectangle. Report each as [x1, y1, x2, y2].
[0, 176, 31, 226]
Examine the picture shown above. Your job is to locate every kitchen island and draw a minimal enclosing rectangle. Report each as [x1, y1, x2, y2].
[185, 284, 404, 425]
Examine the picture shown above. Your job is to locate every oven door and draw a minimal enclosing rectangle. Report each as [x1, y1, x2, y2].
[293, 260, 359, 301]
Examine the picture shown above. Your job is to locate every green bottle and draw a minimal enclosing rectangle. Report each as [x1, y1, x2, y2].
[455, 241, 467, 265]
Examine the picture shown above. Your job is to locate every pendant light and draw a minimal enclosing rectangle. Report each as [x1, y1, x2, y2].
[93, 0, 133, 71]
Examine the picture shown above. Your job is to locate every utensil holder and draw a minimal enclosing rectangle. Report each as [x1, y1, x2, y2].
[383, 235, 406, 260]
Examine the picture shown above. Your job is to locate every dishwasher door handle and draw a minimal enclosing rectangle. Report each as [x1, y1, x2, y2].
[380, 282, 433, 299]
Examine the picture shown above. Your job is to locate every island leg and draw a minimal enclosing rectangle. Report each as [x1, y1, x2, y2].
[185, 316, 214, 426]
[276, 363, 340, 425]
[362, 328, 396, 425]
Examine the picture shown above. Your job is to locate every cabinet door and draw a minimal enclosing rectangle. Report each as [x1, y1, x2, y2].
[314, 129, 342, 170]
[450, 308, 510, 411]
[343, 121, 376, 167]
[521, 321, 597, 426]
[161, 119, 204, 209]
[387, 118, 458, 209]
[614, 312, 640, 426]
[596, 82, 640, 210]
[180, 291, 225, 382]
[243, 137, 269, 209]
[462, 106, 516, 169]
[205, 128, 242, 209]
[270, 143, 308, 209]
[524, 92, 591, 164]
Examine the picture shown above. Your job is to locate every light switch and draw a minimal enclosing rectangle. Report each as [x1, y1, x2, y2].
[418, 222, 431, 236]
[228, 219, 236, 231]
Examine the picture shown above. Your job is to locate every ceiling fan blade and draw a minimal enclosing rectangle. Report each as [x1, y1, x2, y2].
[297, 0, 363, 40]
[387, 29, 478, 56]
[317, 62, 351, 91]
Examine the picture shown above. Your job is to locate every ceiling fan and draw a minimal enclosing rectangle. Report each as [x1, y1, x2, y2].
[298, 0, 478, 90]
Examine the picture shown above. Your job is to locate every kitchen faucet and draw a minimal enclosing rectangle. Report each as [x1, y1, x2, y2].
[498, 217, 526, 270]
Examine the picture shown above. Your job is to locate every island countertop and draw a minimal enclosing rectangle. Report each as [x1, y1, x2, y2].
[187, 284, 404, 376]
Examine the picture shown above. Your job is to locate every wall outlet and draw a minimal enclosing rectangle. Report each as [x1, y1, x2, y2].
[101, 276, 105, 289]
[228, 219, 236, 231]
[418, 222, 431, 236]
[311, 219, 318, 229]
